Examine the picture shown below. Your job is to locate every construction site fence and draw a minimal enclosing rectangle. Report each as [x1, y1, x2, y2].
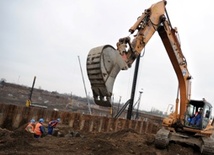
[0, 103, 162, 134]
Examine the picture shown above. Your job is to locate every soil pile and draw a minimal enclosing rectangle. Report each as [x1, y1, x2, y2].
[0, 126, 201, 155]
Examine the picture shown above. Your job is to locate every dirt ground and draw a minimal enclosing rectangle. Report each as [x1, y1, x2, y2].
[0, 124, 201, 155]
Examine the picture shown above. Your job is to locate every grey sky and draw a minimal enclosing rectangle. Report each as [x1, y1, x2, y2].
[0, 0, 214, 113]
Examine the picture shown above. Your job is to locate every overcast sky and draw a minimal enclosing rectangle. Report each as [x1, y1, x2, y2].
[1, 0, 214, 113]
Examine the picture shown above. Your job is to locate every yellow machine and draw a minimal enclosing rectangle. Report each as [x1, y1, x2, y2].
[86, 0, 214, 154]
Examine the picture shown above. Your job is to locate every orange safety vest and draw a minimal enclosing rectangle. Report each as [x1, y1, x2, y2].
[25, 123, 34, 133]
[34, 123, 42, 136]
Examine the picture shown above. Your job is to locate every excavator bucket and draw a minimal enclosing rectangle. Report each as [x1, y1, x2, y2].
[86, 45, 127, 107]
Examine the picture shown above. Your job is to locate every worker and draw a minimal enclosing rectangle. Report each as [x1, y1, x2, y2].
[190, 108, 202, 126]
[34, 118, 46, 138]
[48, 118, 60, 135]
[25, 119, 36, 133]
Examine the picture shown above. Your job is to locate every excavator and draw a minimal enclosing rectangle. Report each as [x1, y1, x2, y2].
[86, 0, 214, 154]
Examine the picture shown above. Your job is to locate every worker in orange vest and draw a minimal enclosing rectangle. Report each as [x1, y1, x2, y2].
[25, 119, 36, 133]
[48, 118, 60, 135]
[34, 118, 46, 138]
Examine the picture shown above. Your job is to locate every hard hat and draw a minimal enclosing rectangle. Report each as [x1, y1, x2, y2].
[57, 118, 60, 122]
[39, 118, 44, 123]
[30, 119, 35, 123]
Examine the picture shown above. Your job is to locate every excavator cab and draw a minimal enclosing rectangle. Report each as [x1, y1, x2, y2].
[184, 99, 213, 130]
[156, 100, 214, 153]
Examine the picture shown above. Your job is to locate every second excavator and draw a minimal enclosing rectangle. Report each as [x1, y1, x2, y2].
[86, 0, 214, 154]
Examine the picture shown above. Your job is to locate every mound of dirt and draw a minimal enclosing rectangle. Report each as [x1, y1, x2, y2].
[0, 126, 201, 155]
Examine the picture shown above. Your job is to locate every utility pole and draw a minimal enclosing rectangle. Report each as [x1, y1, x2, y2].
[78, 56, 92, 115]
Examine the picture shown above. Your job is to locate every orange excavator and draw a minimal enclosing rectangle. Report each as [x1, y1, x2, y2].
[86, 0, 214, 154]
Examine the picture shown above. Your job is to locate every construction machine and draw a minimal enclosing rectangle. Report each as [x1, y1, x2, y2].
[86, 0, 214, 154]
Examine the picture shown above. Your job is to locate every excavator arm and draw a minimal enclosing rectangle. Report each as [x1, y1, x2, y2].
[87, 0, 166, 107]
[116, 0, 165, 66]
[87, 0, 191, 113]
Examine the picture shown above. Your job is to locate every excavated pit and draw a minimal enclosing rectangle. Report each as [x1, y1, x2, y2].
[0, 82, 202, 154]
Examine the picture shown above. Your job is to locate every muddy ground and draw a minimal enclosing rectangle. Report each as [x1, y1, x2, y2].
[0, 82, 202, 154]
[0, 124, 201, 155]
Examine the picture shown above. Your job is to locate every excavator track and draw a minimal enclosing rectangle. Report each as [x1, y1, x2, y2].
[201, 137, 214, 155]
[154, 127, 170, 148]
[155, 128, 214, 155]
[86, 45, 127, 107]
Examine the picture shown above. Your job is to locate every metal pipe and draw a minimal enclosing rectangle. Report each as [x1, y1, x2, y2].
[127, 54, 141, 120]
[78, 56, 92, 115]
